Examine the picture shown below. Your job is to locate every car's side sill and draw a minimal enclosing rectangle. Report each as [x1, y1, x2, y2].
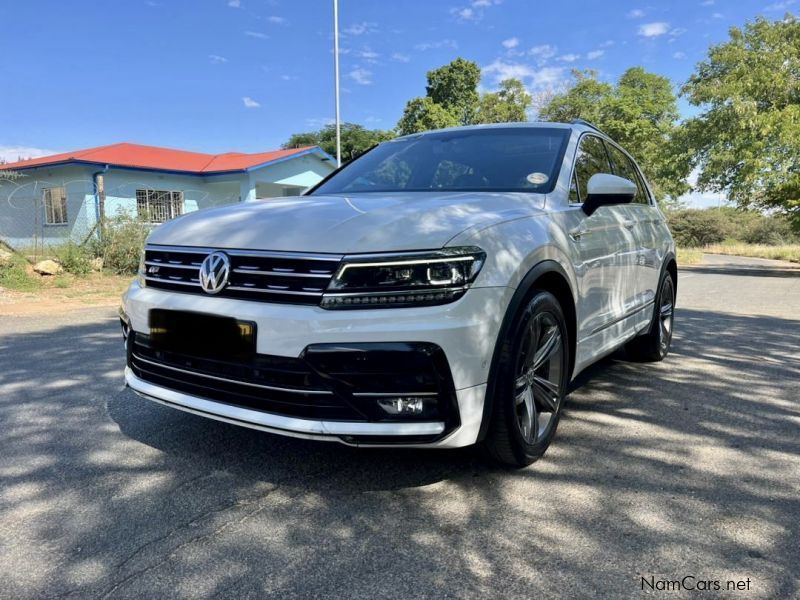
[588, 301, 655, 337]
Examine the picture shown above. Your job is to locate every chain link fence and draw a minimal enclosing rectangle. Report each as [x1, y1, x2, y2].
[0, 172, 96, 261]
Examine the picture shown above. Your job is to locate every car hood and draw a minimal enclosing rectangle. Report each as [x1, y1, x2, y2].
[147, 192, 547, 254]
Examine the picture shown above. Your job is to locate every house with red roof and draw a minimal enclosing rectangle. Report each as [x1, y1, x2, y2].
[0, 142, 335, 249]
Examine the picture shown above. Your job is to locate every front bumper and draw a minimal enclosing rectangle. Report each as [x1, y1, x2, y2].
[121, 281, 510, 448]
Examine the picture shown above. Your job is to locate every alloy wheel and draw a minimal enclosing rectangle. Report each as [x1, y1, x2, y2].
[658, 277, 675, 354]
[514, 311, 565, 444]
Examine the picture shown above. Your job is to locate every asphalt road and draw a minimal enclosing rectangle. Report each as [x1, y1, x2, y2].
[1, 254, 798, 599]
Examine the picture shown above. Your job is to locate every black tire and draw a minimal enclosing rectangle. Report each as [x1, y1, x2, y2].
[625, 271, 675, 362]
[483, 290, 570, 467]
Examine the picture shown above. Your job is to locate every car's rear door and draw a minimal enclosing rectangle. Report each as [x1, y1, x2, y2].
[605, 142, 663, 311]
[565, 134, 640, 341]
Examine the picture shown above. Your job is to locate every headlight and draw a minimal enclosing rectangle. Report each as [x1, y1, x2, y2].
[320, 246, 486, 309]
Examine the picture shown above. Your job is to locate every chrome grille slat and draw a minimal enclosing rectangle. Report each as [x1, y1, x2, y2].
[231, 268, 331, 278]
[131, 353, 333, 395]
[144, 245, 341, 305]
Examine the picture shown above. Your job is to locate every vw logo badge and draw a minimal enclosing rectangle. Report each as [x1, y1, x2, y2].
[199, 251, 231, 294]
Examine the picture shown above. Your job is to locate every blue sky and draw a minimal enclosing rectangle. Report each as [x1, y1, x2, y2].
[0, 0, 794, 203]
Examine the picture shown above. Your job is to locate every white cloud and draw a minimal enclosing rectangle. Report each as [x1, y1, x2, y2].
[209, 54, 228, 64]
[711, 11, 724, 18]
[530, 66, 566, 88]
[587, 49, 605, 59]
[529, 44, 557, 59]
[227, 0, 240, 7]
[343, 21, 377, 36]
[267, 16, 286, 24]
[355, 47, 380, 63]
[242, 96, 261, 108]
[638, 22, 670, 37]
[502, 37, 520, 49]
[700, 0, 714, 4]
[599, 40, 615, 48]
[451, 0, 502, 22]
[558, 53, 580, 62]
[627, 8, 645, 18]
[765, 0, 795, 9]
[452, 7, 477, 21]
[414, 39, 458, 51]
[280, 74, 298, 81]
[525, 44, 558, 65]
[0, 145, 58, 163]
[482, 60, 565, 90]
[669, 27, 688, 36]
[349, 67, 373, 85]
[391, 52, 411, 63]
[245, 31, 268, 39]
[673, 51, 687, 59]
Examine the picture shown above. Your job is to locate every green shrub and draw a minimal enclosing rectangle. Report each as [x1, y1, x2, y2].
[742, 216, 797, 245]
[54, 243, 92, 276]
[0, 254, 40, 291]
[667, 209, 730, 247]
[90, 213, 150, 275]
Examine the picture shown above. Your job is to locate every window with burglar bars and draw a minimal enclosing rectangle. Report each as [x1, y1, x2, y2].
[43, 187, 68, 225]
[136, 189, 184, 223]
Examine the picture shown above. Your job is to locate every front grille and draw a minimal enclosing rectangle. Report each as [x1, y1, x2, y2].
[143, 245, 342, 305]
[128, 332, 365, 421]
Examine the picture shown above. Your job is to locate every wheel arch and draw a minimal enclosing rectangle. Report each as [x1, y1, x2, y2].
[665, 252, 677, 296]
[476, 259, 577, 442]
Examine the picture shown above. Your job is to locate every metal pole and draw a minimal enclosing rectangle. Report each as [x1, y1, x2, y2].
[333, 0, 341, 167]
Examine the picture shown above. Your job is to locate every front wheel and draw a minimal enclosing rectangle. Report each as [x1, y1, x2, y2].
[483, 290, 569, 467]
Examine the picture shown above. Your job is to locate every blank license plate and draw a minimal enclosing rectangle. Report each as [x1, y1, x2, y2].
[148, 310, 256, 359]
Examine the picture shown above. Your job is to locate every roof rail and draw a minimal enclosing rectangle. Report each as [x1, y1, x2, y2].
[570, 118, 606, 135]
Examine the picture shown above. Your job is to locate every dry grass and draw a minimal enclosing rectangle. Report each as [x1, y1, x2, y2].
[0, 271, 131, 315]
[703, 243, 800, 264]
[677, 247, 704, 265]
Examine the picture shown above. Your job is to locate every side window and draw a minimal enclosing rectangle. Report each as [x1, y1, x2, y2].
[606, 144, 649, 205]
[568, 172, 580, 204]
[573, 135, 611, 202]
[43, 187, 68, 225]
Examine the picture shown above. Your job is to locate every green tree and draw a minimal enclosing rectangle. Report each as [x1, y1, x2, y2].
[539, 68, 690, 202]
[679, 15, 800, 225]
[477, 79, 532, 123]
[425, 57, 482, 125]
[397, 58, 531, 135]
[283, 123, 394, 163]
[397, 97, 460, 135]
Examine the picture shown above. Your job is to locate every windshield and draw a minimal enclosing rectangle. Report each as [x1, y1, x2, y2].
[310, 127, 569, 195]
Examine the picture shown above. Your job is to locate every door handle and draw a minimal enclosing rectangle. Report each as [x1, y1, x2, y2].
[569, 227, 589, 242]
[622, 220, 635, 229]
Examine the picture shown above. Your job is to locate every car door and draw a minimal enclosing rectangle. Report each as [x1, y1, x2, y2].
[605, 142, 662, 310]
[564, 134, 640, 341]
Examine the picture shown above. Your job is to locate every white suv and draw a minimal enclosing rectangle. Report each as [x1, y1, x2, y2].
[121, 121, 677, 466]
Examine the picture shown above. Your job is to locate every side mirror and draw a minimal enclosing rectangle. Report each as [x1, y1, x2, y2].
[582, 173, 636, 216]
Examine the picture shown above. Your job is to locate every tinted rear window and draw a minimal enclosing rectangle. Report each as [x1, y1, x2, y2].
[311, 128, 569, 195]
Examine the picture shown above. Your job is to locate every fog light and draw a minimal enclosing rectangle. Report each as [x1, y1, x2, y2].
[377, 397, 427, 415]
